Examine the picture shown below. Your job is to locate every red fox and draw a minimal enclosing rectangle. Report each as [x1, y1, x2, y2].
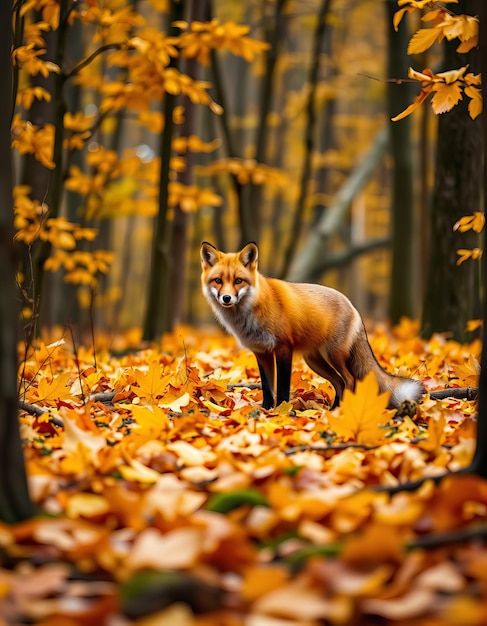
[200, 241, 423, 410]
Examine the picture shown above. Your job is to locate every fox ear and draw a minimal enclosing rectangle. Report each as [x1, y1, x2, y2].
[200, 242, 219, 267]
[239, 242, 258, 268]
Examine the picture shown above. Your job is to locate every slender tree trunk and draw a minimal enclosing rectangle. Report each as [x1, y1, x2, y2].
[244, 0, 288, 247]
[0, 0, 36, 522]
[386, 0, 415, 322]
[168, 0, 209, 330]
[32, 0, 70, 331]
[142, 0, 184, 341]
[468, 0, 486, 477]
[280, 0, 332, 278]
[421, 0, 482, 341]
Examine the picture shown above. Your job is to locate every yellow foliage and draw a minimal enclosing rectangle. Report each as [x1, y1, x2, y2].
[175, 18, 270, 66]
[11, 115, 55, 169]
[456, 248, 483, 265]
[12, 44, 60, 77]
[453, 212, 485, 234]
[16, 86, 51, 110]
[19, 0, 60, 29]
[392, 66, 481, 121]
[393, 2, 481, 122]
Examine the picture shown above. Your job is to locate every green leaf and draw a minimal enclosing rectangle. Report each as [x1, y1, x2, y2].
[206, 488, 269, 513]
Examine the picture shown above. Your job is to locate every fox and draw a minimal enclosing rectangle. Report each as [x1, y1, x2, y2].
[200, 241, 423, 411]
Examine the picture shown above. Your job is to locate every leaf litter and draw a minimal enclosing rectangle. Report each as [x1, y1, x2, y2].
[3, 320, 485, 625]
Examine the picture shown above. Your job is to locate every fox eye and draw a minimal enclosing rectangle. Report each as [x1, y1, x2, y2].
[213, 277, 222, 284]
[234, 278, 243, 285]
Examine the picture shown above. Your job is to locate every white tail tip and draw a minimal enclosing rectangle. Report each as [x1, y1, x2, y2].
[391, 379, 424, 406]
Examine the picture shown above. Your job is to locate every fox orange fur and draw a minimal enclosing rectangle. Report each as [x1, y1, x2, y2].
[200, 242, 423, 410]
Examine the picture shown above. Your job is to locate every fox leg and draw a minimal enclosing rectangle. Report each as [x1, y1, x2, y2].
[275, 343, 293, 406]
[304, 350, 347, 408]
[255, 351, 276, 409]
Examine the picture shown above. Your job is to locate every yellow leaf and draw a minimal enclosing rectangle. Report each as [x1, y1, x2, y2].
[407, 28, 442, 54]
[29, 371, 73, 406]
[327, 372, 392, 445]
[465, 85, 483, 120]
[119, 459, 162, 483]
[466, 319, 483, 332]
[66, 493, 110, 519]
[456, 248, 483, 265]
[391, 88, 430, 121]
[419, 413, 447, 454]
[129, 404, 171, 437]
[431, 82, 463, 114]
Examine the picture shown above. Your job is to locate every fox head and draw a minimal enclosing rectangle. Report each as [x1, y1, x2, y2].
[200, 242, 258, 308]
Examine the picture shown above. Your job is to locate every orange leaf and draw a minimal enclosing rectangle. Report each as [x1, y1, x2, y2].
[327, 372, 393, 445]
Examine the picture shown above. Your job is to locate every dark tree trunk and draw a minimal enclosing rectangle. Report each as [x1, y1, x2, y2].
[386, 0, 415, 323]
[244, 0, 288, 247]
[0, 0, 36, 522]
[167, 0, 210, 331]
[142, 0, 185, 341]
[468, 0, 487, 477]
[421, 0, 482, 341]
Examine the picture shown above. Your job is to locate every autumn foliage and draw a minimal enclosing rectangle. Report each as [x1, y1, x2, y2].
[1, 320, 484, 624]
[393, 0, 481, 121]
[3, 0, 486, 624]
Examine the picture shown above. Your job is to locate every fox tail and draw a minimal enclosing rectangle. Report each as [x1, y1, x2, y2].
[349, 325, 423, 408]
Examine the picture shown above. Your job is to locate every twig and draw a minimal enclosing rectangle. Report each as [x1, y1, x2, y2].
[429, 387, 478, 401]
[18, 401, 64, 427]
[89, 391, 116, 404]
[357, 72, 417, 84]
[285, 442, 379, 456]
[407, 524, 487, 550]
[64, 43, 128, 80]
[227, 383, 262, 390]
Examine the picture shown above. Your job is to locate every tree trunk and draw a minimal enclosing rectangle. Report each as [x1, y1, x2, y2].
[421, 0, 482, 341]
[386, 0, 415, 322]
[244, 0, 288, 247]
[168, 0, 209, 331]
[287, 127, 389, 282]
[468, 0, 487, 478]
[0, 0, 36, 522]
[31, 0, 70, 331]
[142, 0, 185, 341]
[280, 0, 332, 279]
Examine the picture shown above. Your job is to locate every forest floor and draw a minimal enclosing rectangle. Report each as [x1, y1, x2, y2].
[1, 319, 486, 626]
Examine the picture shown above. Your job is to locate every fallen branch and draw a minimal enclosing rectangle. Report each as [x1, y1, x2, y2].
[429, 387, 478, 401]
[18, 401, 64, 427]
[407, 524, 487, 550]
[287, 126, 389, 282]
[285, 442, 379, 456]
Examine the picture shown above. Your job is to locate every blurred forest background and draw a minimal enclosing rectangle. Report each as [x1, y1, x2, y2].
[8, 0, 483, 346]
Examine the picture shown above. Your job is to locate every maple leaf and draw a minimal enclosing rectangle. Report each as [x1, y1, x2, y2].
[29, 371, 73, 406]
[327, 372, 393, 445]
[131, 361, 172, 404]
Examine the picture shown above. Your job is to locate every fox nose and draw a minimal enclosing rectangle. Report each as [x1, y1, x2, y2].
[222, 294, 232, 305]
